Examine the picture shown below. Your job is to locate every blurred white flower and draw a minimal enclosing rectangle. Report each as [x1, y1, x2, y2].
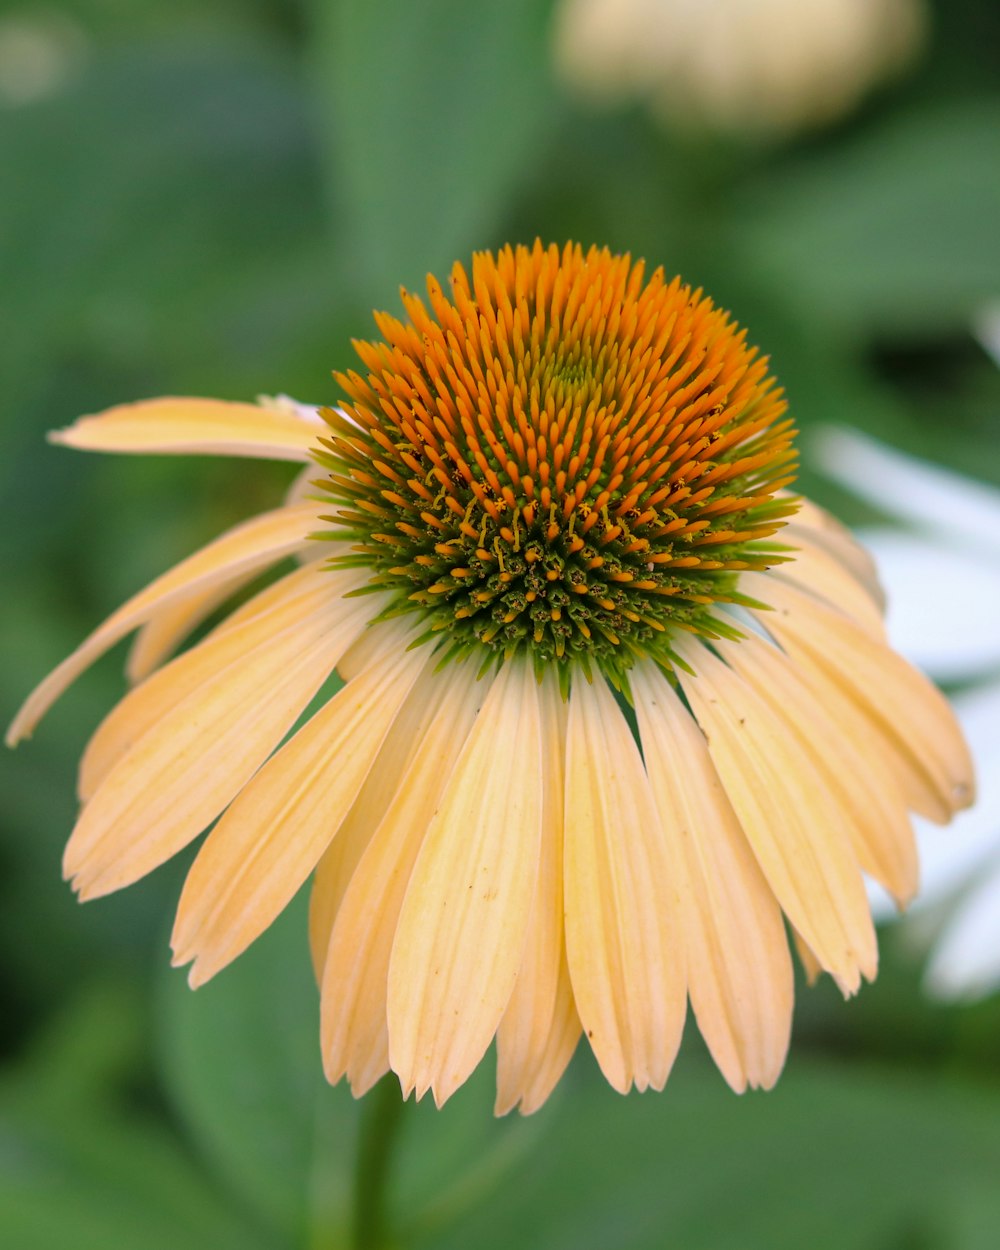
[814, 424, 1000, 1000]
[553, 0, 927, 138]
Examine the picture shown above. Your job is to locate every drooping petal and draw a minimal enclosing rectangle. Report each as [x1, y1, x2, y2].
[64, 566, 374, 898]
[716, 632, 918, 907]
[563, 675, 686, 1094]
[776, 524, 886, 638]
[75, 564, 366, 802]
[739, 591, 952, 827]
[744, 571, 975, 821]
[284, 462, 323, 506]
[792, 929, 822, 985]
[497, 954, 581, 1116]
[320, 662, 489, 1097]
[6, 502, 323, 745]
[306, 655, 473, 983]
[495, 672, 576, 1114]
[172, 622, 427, 987]
[388, 659, 543, 1107]
[126, 534, 330, 685]
[125, 577, 251, 685]
[787, 495, 884, 607]
[49, 397, 319, 461]
[908, 677, 1000, 910]
[674, 637, 877, 995]
[632, 663, 793, 1092]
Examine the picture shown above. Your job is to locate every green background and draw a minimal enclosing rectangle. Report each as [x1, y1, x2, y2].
[1, 1, 999, 1246]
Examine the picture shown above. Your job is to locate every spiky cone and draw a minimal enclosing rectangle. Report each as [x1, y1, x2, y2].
[8, 242, 973, 1113]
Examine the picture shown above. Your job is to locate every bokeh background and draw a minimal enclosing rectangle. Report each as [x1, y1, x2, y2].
[2, 1, 999, 1246]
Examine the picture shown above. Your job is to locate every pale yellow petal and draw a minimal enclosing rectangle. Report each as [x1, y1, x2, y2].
[563, 675, 686, 1095]
[126, 530, 329, 684]
[172, 623, 427, 987]
[76, 564, 366, 802]
[6, 503, 322, 745]
[49, 397, 319, 460]
[321, 663, 490, 1097]
[496, 950, 581, 1116]
[717, 631, 918, 905]
[776, 525, 886, 637]
[744, 571, 974, 820]
[788, 496, 885, 607]
[125, 577, 246, 685]
[387, 659, 543, 1107]
[307, 656, 471, 984]
[792, 928, 823, 986]
[632, 664, 793, 1092]
[495, 671, 570, 1112]
[740, 592, 946, 825]
[64, 567, 374, 898]
[284, 463, 323, 506]
[674, 637, 877, 995]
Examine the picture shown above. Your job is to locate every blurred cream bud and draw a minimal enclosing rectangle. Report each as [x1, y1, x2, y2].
[553, 0, 927, 138]
[0, 9, 88, 106]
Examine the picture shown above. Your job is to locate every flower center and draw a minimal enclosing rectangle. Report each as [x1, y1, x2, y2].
[315, 241, 797, 686]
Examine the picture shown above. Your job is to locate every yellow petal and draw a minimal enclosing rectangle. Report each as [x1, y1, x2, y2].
[741, 596, 946, 825]
[306, 656, 471, 984]
[76, 564, 366, 802]
[674, 637, 877, 995]
[497, 952, 581, 1116]
[632, 664, 793, 1092]
[64, 566, 373, 898]
[745, 572, 974, 821]
[126, 537, 329, 685]
[718, 631, 918, 906]
[125, 577, 247, 685]
[172, 622, 427, 987]
[284, 463, 323, 506]
[563, 675, 686, 1094]
[320, 662, 489, 1097]
[792, 928, 822, 986]
[49, 397, 318, 460]
[6, 502, 322, 745]
[777, 525, 886, 638]
[788, 497, 884, 608]
[387, 659, 544, 1107]
[495, 671, 573, 1113]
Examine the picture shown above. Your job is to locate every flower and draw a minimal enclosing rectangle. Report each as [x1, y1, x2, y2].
[815, 423, 1000, 1000]
[553, 0, 926, 138]
[9, 242, 972, 1112]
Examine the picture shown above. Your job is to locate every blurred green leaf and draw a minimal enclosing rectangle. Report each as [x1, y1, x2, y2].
[0, 36, 334, 411]
[158, 894, 359, 1246]
[733, 99, 1000, 341]
[0, 980, 269, 1250]
[0, 1112, 272, 1250]
[309, 0, 558, 303]
[403, 1054, 1000, 1250]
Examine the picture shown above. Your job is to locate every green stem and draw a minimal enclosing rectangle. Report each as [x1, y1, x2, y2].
[352, 1075, 406, 1250]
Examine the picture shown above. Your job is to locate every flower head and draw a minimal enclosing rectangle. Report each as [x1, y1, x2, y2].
[9, 242, 972, 1112]
[321, 243, 795, 687]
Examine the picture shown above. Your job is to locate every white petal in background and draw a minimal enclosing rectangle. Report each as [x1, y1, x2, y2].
[925, 857, 1000, 1000]
[813, 425, 1000, 560]
[857, 530, 1000, 681]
